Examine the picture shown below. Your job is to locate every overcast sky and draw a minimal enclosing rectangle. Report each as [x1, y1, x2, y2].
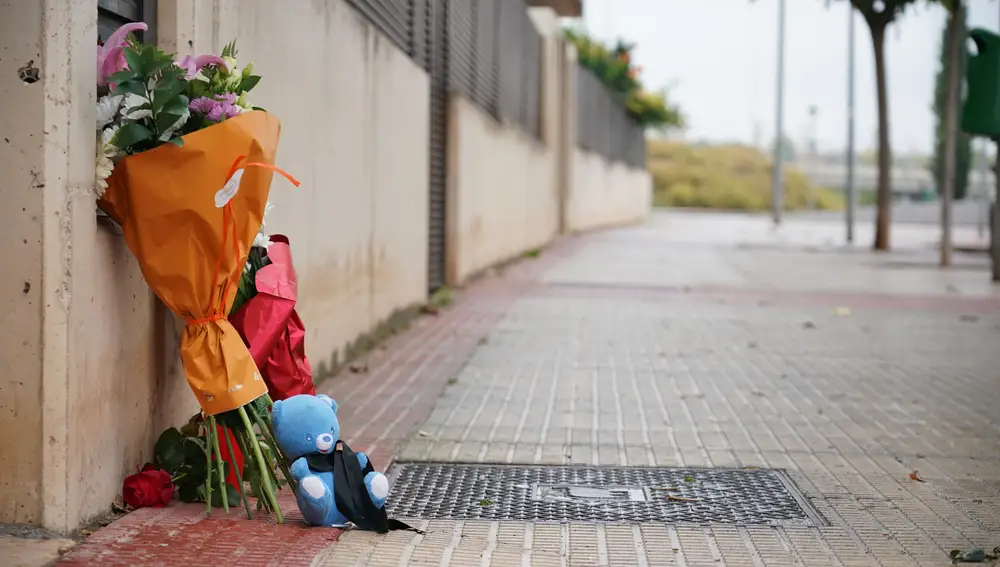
[579, 0, 1000, 155]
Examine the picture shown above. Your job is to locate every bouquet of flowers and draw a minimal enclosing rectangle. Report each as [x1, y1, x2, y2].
[96, 23, 297, 521]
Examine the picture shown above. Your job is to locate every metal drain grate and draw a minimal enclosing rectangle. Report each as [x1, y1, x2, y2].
[385, 463, 825, 526]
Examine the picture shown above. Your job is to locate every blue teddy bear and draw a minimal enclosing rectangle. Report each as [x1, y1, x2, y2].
[271, 394, 390, 527]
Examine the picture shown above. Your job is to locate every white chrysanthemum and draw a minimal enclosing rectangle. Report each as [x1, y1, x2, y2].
[94, 126, 119, 198]
[96, 94, 122, 129]
[252, 232, 271, 250]
[121, 93, 152, 120]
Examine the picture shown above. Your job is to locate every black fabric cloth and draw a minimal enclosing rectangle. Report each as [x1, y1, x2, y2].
[303, 442, 422, 534]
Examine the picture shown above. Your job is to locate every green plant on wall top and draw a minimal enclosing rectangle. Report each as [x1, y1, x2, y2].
[563, 28, 683, 129]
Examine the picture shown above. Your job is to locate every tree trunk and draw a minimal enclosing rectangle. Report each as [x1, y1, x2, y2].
[872, 25, 892, 251]
[940, 1, 964, 267]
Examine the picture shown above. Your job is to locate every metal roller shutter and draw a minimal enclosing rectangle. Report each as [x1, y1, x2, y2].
[426, 0, 449, 291]
[98, 0, 156, 45]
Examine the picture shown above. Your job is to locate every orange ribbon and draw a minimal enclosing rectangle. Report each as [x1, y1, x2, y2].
[187, 156, 300, 326]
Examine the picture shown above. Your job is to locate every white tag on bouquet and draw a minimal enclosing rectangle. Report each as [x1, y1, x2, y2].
[215, 168, 244, 208]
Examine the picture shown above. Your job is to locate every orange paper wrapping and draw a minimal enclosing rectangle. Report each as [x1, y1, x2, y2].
[99, 111, 283, 415]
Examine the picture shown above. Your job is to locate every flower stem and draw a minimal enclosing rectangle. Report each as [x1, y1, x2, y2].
[222, 425, 253, 520]
[238, 406, 283, 523]
[233, 428, 267, 513]
[250, 407, 296, 497]
[208, 416, 230, 513]
[261, 394, 297, 496]
[203, 422, 213, 517]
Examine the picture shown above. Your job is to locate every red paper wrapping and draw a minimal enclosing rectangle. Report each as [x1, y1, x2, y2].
[215, 423, 244, 490]
[230, 235, 315, 400]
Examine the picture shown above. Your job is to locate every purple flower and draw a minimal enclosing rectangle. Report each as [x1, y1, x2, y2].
[189, 96, 216, 113]
[190, 94, 243, 122]
[175, 54, 228, 80]
[206, 102, 241, 122]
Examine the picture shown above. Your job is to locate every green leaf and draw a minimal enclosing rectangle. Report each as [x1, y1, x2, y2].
[188, 79, 211, 98]
[179, 414, 202, 438]
[153, 428, 185, 474]
[111, 80, 147, 98]
[112, 123, 153, 148]
[161, 94, 189, 116]
[156, 110, 186, 135]
[182, 436, 208, 471]
[168, 137, 184, 147]
[152, 81, 187, 111]
[122, 47, 146, 76]
[239, 75, 261, 92]
[107, 69, 139, 85]
[177, 482, 201, 503]
[209, 483, 241, 508]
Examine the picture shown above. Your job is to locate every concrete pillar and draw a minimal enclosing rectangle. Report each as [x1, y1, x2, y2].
[0, 0, 98, 531]
[528, 7, 575, 235]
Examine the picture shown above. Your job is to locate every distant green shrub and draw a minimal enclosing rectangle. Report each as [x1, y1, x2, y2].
[648, 140, 844, 211]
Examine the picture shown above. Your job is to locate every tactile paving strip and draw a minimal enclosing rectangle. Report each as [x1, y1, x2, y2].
[385, 463, 826, 526]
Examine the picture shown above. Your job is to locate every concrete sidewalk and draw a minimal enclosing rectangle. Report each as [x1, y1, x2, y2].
[60, 212, 1000, 566]
[320, 212, 1000, 566]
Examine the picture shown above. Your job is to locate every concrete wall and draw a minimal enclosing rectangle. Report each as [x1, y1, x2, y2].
[227, 1, 430, 373]
[557, 35, 652, 233]
[445, 8, 567, 286]
[0, 0, 428, 531]
[567, 149, 653, 232]
[445, 96, 558, 285]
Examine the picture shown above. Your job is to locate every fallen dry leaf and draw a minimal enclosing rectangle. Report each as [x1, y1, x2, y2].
[348, 363, 368, 374]
[909, 470, 925, 482]
[667, 495, 703, 503]
[833, 306, 851, 316]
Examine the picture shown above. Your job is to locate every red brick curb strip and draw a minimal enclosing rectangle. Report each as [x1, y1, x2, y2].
[59, 494, 335, 567]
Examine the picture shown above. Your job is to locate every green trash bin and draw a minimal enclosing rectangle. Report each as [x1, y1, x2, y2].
[963, 29, 1000, 138]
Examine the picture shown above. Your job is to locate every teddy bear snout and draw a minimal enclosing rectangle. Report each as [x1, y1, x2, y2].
[316, 433, 335, 452]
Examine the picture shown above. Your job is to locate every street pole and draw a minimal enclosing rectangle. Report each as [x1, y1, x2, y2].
[993, 143, 1000, 280]
[978, 139, 988, 238]
[771, 0, 786, 225]
[846, 5, 856, 244]
[807, 105, 818, 210]
[994, 0, 1000, 280]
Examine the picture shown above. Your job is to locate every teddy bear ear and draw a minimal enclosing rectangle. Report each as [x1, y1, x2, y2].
[317, 394, 338, 414]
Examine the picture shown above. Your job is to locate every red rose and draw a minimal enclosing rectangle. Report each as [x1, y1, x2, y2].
[123, 464, 175, 508]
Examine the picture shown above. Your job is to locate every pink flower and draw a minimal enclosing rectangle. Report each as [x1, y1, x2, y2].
[97, 22, 148, 86]
[175, 54, 228, 80]
[189, 96, 217, 113]
[206, 102, 241, 122]
[190, 94, 242, 121]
